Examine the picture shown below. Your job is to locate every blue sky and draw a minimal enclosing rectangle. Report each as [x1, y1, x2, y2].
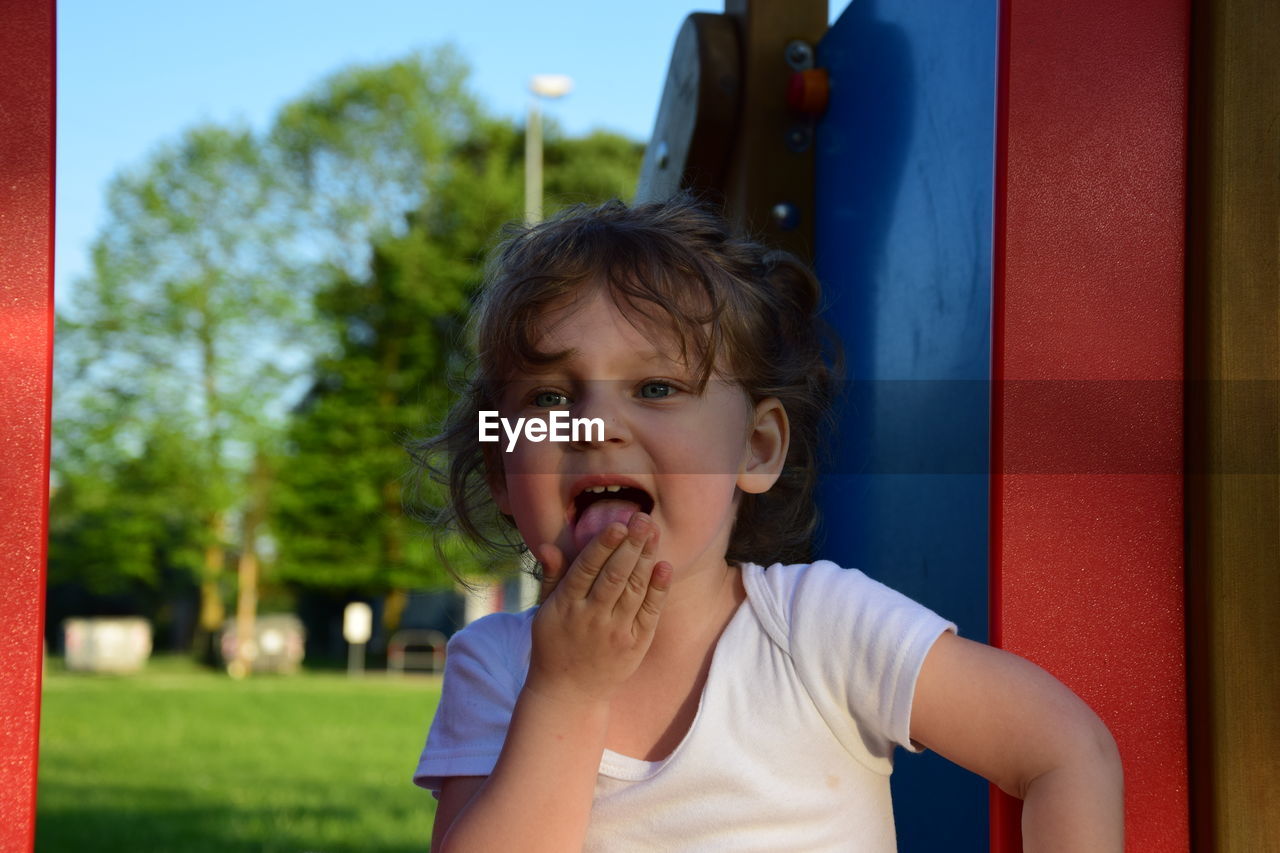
[57, 1, 848, 304]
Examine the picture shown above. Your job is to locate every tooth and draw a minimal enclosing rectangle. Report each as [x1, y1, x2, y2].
[606, 485, 621, 492]
[588, 486, 605, 493]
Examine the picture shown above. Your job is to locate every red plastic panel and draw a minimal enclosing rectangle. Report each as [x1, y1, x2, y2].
[0, 0, 55, 849]
[991, 1, 1190, 851]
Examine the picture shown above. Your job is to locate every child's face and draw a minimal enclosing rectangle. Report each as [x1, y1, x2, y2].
[489, 286, 786, 580]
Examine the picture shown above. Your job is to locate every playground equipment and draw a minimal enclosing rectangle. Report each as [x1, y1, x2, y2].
[3, 1, 1276, 849]
[637, 2, 1276, 849]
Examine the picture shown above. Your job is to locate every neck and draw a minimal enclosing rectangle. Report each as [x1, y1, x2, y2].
[646, 556, 746, 661]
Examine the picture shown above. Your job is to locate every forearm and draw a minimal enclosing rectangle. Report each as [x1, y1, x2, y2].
[438, 683, 609, 853]
[1020, 730, 1124, 853]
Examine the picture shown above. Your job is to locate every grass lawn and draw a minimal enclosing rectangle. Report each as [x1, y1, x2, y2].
[37, 656, 442, 852]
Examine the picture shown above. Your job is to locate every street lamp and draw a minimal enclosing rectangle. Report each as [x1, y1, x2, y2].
[525, 73, 573, 224]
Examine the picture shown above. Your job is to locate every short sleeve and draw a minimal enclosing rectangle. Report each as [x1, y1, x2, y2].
[748, 561, 956, 775]
[412, 610, 532, 792]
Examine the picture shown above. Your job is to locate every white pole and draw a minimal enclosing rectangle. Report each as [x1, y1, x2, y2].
[525, 99, 543, 224]
[524, 75, 572, 226]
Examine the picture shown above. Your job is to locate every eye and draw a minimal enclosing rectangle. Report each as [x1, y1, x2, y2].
[532, 389, 570, 408]
[638, 380, 676, 400]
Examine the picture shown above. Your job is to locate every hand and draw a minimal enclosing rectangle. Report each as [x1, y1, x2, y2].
[526, 513, 672, 704]
[533, 513, 660, 602]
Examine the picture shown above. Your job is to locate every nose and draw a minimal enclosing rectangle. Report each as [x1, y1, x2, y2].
[569, 382, 631, 449]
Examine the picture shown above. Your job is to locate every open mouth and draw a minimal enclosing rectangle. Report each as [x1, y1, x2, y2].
[568, 482, 656, 550]
[572, 484, 655, 519]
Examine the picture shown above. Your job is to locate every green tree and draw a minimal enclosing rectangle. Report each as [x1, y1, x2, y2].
[53, 123, 300, 648]
[269, 47, 483, 284]
[271, 224, 465, 592]
[48, 428, 205, 597]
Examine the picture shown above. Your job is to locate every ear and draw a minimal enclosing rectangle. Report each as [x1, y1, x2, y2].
[737, 397, 789, 495]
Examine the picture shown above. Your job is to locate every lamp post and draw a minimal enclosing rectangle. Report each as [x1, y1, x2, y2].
[525, 74, 573, 224]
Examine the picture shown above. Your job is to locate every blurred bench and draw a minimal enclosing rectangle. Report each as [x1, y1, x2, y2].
[387, 629, 447, 675]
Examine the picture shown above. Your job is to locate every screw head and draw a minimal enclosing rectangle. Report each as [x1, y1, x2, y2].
[771, 202, 801, 230]
[785, 40, 814, 71]
[785, 125, 812, 153]
[654, 140, 670, 169]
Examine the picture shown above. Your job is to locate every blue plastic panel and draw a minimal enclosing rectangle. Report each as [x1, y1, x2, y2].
[815, 1, 997, 849]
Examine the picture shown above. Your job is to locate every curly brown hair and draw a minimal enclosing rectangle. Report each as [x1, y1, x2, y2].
[406, 195, 839, 570]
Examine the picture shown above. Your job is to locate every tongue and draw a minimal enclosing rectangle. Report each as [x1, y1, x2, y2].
[573, 499, 643, 552]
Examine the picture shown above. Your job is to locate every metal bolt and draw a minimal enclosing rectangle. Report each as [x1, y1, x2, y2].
[771, 202, 801, 231]
[785, 125, 812, 153]
[654, 140, 670, 170]
[785, 40, 814, 71]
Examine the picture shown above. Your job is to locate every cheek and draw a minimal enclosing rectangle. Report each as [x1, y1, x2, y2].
[501, 438, 564, 477]
[662, 473, 740, 516]
[499, 472, 563, 525]
[657, 431, 748, 477]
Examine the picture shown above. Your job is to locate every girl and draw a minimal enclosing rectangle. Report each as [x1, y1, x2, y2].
[411, 197, 1123, 851]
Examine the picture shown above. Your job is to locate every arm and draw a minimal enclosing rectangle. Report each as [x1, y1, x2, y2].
[431, 515, 670, 852]
[431, 688, 610, 852]
[909, 632, 1124, 852]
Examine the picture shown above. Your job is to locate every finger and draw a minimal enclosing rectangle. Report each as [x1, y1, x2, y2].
[633, 561, 672, 638]
[612, 526, 661, 618]
[588, 513, 653, 604]
[559, 521, 627, 599]
[534, 543, 565, 604]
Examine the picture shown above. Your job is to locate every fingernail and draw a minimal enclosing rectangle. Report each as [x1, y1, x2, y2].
[604, 523, 627, 546]
[629, 513, 651, 535]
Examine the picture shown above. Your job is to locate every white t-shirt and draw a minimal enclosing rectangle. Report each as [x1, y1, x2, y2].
[414, 560, 956, 852]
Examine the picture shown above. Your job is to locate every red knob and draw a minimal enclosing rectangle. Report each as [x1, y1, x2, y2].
[787, 68, 830, 116]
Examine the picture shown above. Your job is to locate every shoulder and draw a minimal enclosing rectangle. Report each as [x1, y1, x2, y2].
[441, 607, 535, 689]
[741, 560, 924, 643]
[765, 559, 955, 657]
[742, 558, 886, 598]
[447, 607, 534, 655]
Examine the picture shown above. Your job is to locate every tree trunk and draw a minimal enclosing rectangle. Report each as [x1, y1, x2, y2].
[195, 525, 226, 665]
[230, 451, 271, 678]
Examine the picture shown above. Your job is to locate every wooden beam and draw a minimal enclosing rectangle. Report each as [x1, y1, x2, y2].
[722, 0, 826, 260]
[1186, 0, 1280, 848]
